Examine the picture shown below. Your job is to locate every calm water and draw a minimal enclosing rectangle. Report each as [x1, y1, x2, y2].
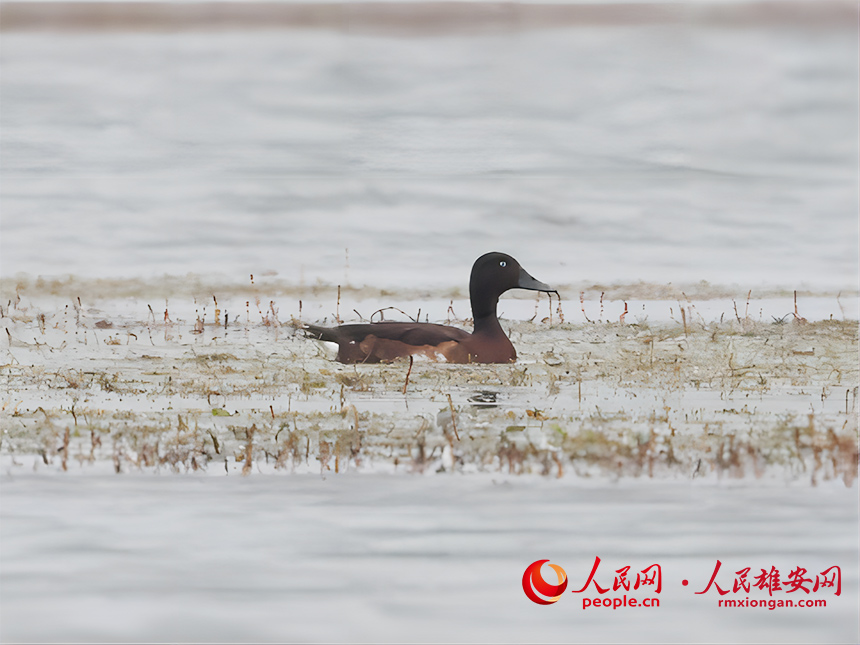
[1, 475, 858, 643]
[1, 17, 858, 290]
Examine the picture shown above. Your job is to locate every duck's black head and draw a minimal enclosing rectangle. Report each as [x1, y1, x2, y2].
[469, 252, 554, 320]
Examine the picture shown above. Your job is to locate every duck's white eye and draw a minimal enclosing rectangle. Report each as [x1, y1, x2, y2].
[499, 261, 507, 267]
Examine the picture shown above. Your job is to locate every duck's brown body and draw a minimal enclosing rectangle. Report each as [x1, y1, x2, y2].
[301, 252, 554, 364]
[304, 318, 515, 364]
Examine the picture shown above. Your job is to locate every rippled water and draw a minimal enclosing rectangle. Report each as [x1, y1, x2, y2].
[1, 17, 857, 289]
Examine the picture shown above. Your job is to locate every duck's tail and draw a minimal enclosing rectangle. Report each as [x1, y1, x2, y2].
[299, 323, 340, 343]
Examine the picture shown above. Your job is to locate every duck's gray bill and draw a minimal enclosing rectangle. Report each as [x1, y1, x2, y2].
[517, 267, 554, 292]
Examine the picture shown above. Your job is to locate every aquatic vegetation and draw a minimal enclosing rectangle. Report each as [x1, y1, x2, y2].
[1, 280, 857, 483]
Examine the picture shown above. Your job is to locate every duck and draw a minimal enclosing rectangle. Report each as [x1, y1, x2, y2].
[301, 252, 555, 364]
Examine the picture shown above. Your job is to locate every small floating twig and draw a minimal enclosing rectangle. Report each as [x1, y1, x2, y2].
[370, 307, 417, 323]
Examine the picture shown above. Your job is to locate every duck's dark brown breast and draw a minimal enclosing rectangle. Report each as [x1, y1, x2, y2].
[456, 330, 516, 363]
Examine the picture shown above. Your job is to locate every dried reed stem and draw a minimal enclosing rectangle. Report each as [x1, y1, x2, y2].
[580, 292, 592, 323]
[242, 424, 256, 476]
[61, 427, 69, 471]
[402, 355, 414, 394]
[446, 394, 460, 441]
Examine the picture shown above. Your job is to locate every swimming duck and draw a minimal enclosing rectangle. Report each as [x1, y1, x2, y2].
[301, 252, 555, 363]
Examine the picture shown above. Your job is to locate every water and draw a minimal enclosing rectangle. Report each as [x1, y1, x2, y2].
[1, 15, 858, 290]
[1, 475, 858, 643]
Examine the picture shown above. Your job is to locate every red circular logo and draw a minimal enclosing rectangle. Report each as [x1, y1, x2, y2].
[522, 559, 568, 605]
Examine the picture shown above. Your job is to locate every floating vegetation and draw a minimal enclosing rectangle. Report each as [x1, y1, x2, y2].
[1, 281, 857, 484]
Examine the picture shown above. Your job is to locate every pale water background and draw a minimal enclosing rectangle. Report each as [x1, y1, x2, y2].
[1, 1, 858, 290]
[2, 475, 858, 643]
[1, 2, 859, 643]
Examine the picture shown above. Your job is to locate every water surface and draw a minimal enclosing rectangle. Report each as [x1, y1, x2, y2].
[1, 13, 857, 289]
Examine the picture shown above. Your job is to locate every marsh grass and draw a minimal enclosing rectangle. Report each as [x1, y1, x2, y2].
[1, 283, 857, 483]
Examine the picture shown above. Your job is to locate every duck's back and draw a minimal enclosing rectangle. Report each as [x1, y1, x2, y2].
[303, 321, 472, 363]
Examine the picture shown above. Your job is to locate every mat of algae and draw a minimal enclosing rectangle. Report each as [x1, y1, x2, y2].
[1, 278, 857, 483]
